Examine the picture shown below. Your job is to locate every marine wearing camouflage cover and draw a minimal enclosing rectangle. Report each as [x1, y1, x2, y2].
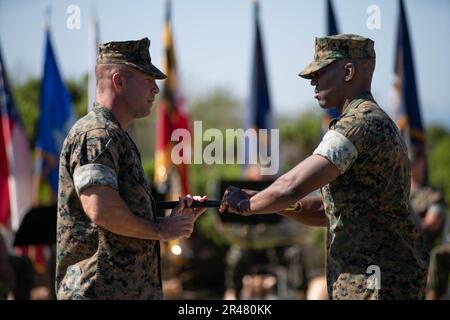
[97, 37, 166, 80]
[313, 92, 429, 299]
[410, 186, 447, 251]
[299, 34, 375, 79]
[56, 105, 162, 299]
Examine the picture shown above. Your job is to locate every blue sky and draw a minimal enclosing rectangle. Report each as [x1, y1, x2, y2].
[1, 0, 449, 128]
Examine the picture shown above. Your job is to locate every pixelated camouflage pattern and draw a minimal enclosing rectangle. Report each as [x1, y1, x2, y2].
[321, 92, 429, 300]
[427, 243, 450, 296]
[97, 37, 166, 79]
[299, 34, 376, 79]
[56, 104, 162, 300]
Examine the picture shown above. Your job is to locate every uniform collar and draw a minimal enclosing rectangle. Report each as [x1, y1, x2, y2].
[92, 102, 122, 128]
[328, 91, 374, 128]
[340, 91, 375, 118]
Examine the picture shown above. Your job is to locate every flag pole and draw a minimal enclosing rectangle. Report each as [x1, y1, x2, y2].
[32, 7, 52, 207]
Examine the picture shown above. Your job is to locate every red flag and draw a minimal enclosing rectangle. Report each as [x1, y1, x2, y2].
[154, 0, 190, 196]
[1, 46, 49, 275]
[0, 46, 33, 232]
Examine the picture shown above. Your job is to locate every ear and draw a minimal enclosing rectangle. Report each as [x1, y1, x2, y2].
[344, 62, 355, 82]
[111, 72, 123, 92]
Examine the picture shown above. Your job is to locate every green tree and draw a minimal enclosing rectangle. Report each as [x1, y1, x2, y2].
[277, 109, 321, 171]
[13, 78, 40, 144]
[428, 135, 450, 206]
[427, 125, 449, 151]
[66, 74, 88, 118]
[188, 88, 243, 130]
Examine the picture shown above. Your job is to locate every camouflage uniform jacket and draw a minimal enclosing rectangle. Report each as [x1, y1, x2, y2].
[56, 104, 162, 299]
[313, 92, 428, 299]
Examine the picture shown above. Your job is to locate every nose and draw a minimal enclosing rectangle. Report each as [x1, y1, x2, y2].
[310, 76, 318, 86]
[151, 80, 160, 95]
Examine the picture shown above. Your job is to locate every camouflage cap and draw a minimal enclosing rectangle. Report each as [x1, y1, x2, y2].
[299, 34, 376, 79]
[97, 37, 166, 79]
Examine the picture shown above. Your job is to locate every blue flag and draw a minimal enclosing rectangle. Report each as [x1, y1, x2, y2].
[321, 0, 341, 135]
[244, 1, 272, 175]
[247, 1, 271, 131]
[326, 0, 339, 36]
[35, 30, 76, 193]
[394, 0, 425, 157]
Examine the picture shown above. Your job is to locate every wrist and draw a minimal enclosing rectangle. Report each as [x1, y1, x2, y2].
[296, 200, 303, 213]
[154, 221, 163, 240]
[282, 200, 303, 214]
[237, 199, 251, 215]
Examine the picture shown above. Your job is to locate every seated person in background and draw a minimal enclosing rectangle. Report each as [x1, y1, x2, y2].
[0, 230, 35, 300]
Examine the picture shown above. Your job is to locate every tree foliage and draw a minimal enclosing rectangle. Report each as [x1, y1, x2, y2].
[427, 126, 450, 206]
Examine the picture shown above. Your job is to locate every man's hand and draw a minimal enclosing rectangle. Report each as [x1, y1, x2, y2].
[157, 214, 195, 241]
[80, 186, 208, 241]
[219, 186, 253, 215]
[171, 194, 208, 222]
[157, 195, 208, 241]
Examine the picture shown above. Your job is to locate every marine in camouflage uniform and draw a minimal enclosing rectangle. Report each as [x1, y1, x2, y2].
[57, 104, 163, 299]
[313, 92, 428, 299]
[56, 38, 204, 299]
[220, 34, 428, 300]
[410, 185, 447, 251]
[409, 147, 447, 252]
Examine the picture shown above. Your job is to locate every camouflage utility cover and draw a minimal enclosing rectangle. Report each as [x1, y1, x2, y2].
[314, 92, 429, 299]
[299, 34, 376, 79]
[97, 37, 166, 80]
[56, 105, 162, 299]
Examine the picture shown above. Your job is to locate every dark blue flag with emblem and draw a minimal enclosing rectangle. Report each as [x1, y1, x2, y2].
[244, 0, 272, 178]
[35, 30, 76, 196]
[321, 0, 340, 135]
[393, 0, 426, 180]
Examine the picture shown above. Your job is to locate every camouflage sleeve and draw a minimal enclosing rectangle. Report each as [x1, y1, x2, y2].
[313, 129, 358, 174]
[70, 128, 121, 196]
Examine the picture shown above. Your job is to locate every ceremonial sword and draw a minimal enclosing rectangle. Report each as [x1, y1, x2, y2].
[155, 199, 302, 212]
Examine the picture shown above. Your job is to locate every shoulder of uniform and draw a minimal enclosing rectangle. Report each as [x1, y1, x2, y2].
[334, 109, 369, 131]
[333, 99, 397, 144]
[359, 99, 379, 110]
[67, 112, 123, 140]
[355, 100, 394, 127]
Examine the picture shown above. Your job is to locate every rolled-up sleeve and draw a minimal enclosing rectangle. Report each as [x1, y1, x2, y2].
[313, 129, 358, 174]
[73, 163, 118, 196]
